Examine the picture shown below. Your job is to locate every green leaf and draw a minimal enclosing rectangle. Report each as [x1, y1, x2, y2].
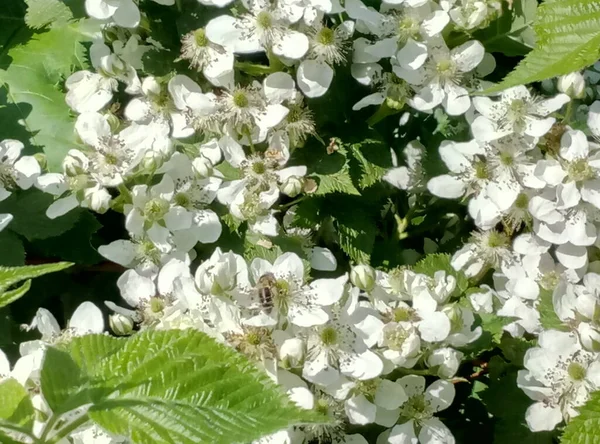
[335, 213, 377, 264]
[0, 280, 31, 309]
[41, 347, 86, 412]
[25, 0, 72, 29]
[478, 312, 513, 343]
[490, 0, 600, 92]
[412, 253, 470, 297]
[311, 149, 361, 196]
[0, 378, 34, 429]
[0, 190, 83, 241]
[215, 161, 243, 180]
[0, 262, 73, 293]
[58, 330, 324, 444]
[349, 140, 392, 189]
[472, 0, 537, 56]
[562, 391, 600, 444]
[0, 230, 25, 266]
[0, 20, 99, 171]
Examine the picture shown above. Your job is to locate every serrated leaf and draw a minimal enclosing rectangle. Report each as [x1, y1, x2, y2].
[0, 280, 31, 309]
[58, 330, 324, 444]
[0, 20, 99, 171]
[335, 214, 377, 264]
[490, 0, 600, 92]
[478, 312, 513, 343]
[0, 378, 34, 429]
[561, 391, 600, 444]
[25, 0, 72, 28]
[349, 140, 392, 189]
[0, 261, 73, 293]
[41, 347, 86, 412]
[412, 253, 470, 297]
[311, 150, 361, 196]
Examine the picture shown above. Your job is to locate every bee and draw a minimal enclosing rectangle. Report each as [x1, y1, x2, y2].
[257, 272, 278, 313]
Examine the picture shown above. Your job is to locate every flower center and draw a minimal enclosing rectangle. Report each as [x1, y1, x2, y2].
[252, 161, 266, 174]
[385, 325, 410, 350]
[487, 231, 509, 248]
[507, 99, 527, 123]
[194, 28, 208, 47]
[393, 307, 415, 323]
[356, 379, 379, 399]
[316, 27, 335, 46]
[256, 11, 273, 30]
[320, 326, 338, 345]
[436, 59, 456, 79]
[402, 394, 430, 420]
[137, 240, 161, 265]
[397, 16, 419, 40]
[144, 198, 169, 221]
[233, 90, 249, 108]
[474, 160, 489, 180]
[567, 159, 594, 182]
[499, 150, 514, 166]
[568, 362, 587, 381]
[150, 297, 165, 313]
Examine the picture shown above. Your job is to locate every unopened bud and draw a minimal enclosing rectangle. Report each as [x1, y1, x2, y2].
[540, 79, 556, 95]
[557, 72, 585, 98]
[141, 151, 164, 171]
[105, 112, 121, 132]
[579, 323, 600, 352]
[303, 178, 318, 194]
[350, 264, 376, 292]
[109, 313, 134, 336]
[192, 156, 213, 178]
[33, 153, 47, 171]
[84, 187, 111, 213]
[279, 337, 304, 368]
[281, 176, 304, 197]
[63, 150, 88, 177]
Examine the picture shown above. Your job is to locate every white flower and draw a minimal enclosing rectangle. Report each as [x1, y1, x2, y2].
[245, 252, 346, 328]
[387, 375, 456, 444]
[472, 86, 570, 141]
[440, 0, 501, 30]
[71, 424, 127, 444]
[0, 349, 36, 387]
[179, 28, 235, 89]
[451, 230, 513, 277]
[379, 320, 421, 368]
[65, 70, 118, 113]
[168, 75, 219, 138]
[28, 302, 104, 341]
[345, 378, 408, 426]
[85, 0, 140, 28]
[303, 287, 383, 385]
[394, 38, 484, 116]
[206, 0, 310, 59]
[518, 330, 600, 431]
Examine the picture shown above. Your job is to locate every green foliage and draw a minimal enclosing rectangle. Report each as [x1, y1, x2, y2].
[0, 378, 35, 432]
[491, 0, 600, 92]
[0, 262, 73, 308]
[348, 140, 392, 189]
[25, 0, 72, 29]
[561, 391, 600, 444]
[0, 231, 26, 266]
[310, 146, 361, 196]
[33, 330, 324, 444]
[0, 18, 99, 171]
[0, 190, 83, 241]
[472, 0, 537, 56]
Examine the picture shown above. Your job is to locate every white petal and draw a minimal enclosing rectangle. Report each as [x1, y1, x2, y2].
[311, 275, 347, 305]
[70, 302, 104, 334]
[345, 395, 376, 425]
[352, 93, 385, 110]
[375, 379, 408, 410]
[310, 247, 337, 271]
[273, 252, 305, 281]
[98, 240, 137, 266]
[555, 243, 588, 269]
[525, 402, 563, 432]
[588, 101, 600, 137]
[418, 418, 455, 444]
[418, 311, 451, 342]
[427, 175, 466, 198]
[451, 40, 484, 72]
[193, 210, 222, 243]
[397, 39, 428, 70]
[263, 72, 296, 104]
[46, 195, 79, 219]
[272, 31, 309, 60]
[0, 214, 12, 232]
[206, 16, 262, 54]
[388, 420, 418, 444]
[424, 379, 455, 412]
[112, 0, 140, 28]
[116, 269, 155, 307]
[297, 60, 334, 98]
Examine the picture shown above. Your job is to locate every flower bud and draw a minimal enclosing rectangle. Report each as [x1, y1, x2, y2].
[281, 176, 304, 197]
[105, 112, 121, 132]
[540, 79, 555, 95]
[279, 337, 305, 368]
[84, 187, 111, 213]
[350, 264, 376, 292]
[141, 151, 164, 171]
[557, 72, 585, 98]
[109, 313, 134, 336]
[63, 150, 88, 177]
[192, 156, 213, 178]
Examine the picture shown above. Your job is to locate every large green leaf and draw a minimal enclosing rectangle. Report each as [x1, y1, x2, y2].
[561, 391, 600, 443]
[490, 0, 600, 92]
[42, 330, 324, 444]
[0, 20, 99, 171]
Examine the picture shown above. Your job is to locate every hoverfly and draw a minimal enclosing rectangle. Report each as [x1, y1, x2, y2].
[256, 272, 278, 313]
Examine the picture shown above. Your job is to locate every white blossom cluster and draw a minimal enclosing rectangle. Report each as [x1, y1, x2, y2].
[4, 0, 600, 441]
